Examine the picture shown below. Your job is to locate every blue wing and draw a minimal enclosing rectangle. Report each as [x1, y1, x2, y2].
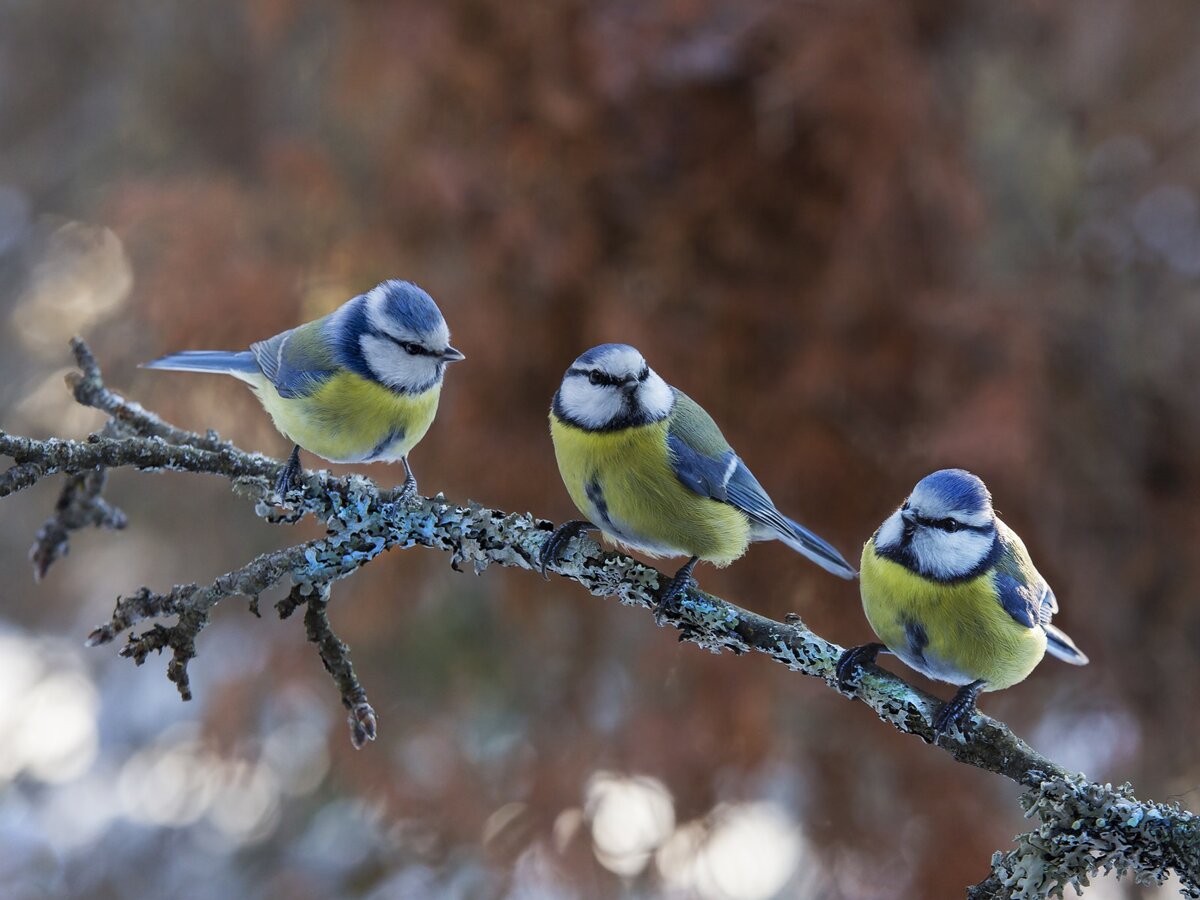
[993, 530, 1056, 629]
[250, 323, 337, 400]
[666, 431, 856, 578]
[993, 528, 1086, 663]
[993, 571, 1040, 629]
[667, 432, 737, 502]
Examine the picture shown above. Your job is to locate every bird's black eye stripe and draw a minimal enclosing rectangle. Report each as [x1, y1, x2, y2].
[369, 328, 434, 356]
[637, 366, 650, 382]
[912, 512, 986, 534]
[571, 368, 624, 387]
[389, 335, 431, 356]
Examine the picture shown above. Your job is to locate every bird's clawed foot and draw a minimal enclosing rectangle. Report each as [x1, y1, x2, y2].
[398, 457, 418, 501]
[933, 679, 986, 736]
[275, 445, 302, 498]
[654, 556, 699, 626]
[835, 642, 886, 691]
[539, 520, 594, 579]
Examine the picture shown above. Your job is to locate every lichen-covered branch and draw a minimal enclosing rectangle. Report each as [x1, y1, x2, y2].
[969, 775, 1200, 899]
[1, 340, 1197, 897]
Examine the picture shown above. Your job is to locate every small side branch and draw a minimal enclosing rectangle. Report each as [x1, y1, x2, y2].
[278, 583, 378, 748]
[30, 421, 129, 580]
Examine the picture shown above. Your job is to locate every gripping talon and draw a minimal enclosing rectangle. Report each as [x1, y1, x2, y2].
[276, 445, 302, 497]
[933, 679, 986, 736]
[654, 556, 699, 625]
[539, 520, 594, 579]
[835, 642, 886, 691]
[398, 456, 418, 500]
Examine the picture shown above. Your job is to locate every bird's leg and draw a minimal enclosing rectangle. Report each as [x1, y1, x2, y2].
[933, 679, 987, 736]
[276, 445, 302, 497]
[399, 456, 418, 500]
[539, 520, 595, 579]
[835, 642, 888, 690]
[654, 556, 699, 625]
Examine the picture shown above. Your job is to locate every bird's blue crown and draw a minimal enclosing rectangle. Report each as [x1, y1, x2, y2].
[574, 343, 639, 367]
[372, 280, 445, 337]
[912, 468, 992, 517]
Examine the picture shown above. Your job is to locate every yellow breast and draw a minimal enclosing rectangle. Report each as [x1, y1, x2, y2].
[549, 412, 751, 565]
[859, 538, 1046, 690]
[248, 372, 441, 464]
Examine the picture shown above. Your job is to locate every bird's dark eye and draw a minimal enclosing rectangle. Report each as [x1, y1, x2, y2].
[901, 501, 909, 511]
[401, 342, 422, 356]
[942, 519, 959, 532]
[588, 371, 604, 386]
[638, 366, 650, 382]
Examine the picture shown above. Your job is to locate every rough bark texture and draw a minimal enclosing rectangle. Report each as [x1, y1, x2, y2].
[2, 340, 1196, 898]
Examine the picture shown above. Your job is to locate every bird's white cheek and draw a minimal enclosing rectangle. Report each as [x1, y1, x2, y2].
[912, 530, 992, 580]
[637, 373, 673, 419]
[359, 335, 437, 391]
[874, 510, 904, 551]
[558, 380, 625, 430]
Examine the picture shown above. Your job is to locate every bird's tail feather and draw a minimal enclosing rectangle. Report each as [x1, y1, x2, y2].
[142, 351, 259, 376]
[775, 514, 858, 579]
[1043, 623, 1089, 665]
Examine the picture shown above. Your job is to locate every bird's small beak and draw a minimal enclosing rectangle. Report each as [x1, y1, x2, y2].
[901, 508, 916, 526]
[441, 346, 466, 362]
[619, 375, 639, 392]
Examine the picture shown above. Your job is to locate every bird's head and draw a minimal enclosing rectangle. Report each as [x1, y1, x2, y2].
[335, 280, 464, 393]
[553, 343, 674, 431]
[875, 468, 998, 581]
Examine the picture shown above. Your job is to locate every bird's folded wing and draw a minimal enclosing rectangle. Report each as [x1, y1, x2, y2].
[993, 535, 1055, 629]
[250, 322, 338, 399]
[665, 421, 790, 535]
[665, 395, 856, 578]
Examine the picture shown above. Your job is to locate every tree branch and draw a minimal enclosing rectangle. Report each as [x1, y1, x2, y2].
[2, 340, 1196, 897]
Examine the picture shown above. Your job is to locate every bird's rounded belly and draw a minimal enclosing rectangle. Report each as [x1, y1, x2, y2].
[550, 418, 750, 566]
[252, 374, 440, 464]
[859, 543, 1046, 691]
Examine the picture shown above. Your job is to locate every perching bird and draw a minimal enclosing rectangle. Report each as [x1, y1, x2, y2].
[144, 279, 463, 496]
[540, 343, 856, 605]
[836, 468, 1088, 734]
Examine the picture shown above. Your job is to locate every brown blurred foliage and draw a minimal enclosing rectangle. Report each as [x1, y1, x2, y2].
[3, 0, 1200, 896]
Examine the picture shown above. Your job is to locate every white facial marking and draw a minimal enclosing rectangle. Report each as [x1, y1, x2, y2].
[909, 528, 995, 581]
[874, 509, 905, 552]
[555, 344, 675, 430]
[638, 371, 673, 419]
[359, 334, 441, 392]
[557, 375, 629, 429]
[875, 484, 998, 581]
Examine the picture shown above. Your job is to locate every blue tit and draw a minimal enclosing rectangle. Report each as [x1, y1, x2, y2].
[539, 343, 857, 605]
[144, 279, 464, 495]
[836, 468, 1088, 734]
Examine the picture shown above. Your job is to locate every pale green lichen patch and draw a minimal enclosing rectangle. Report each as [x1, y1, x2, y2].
[678, 593, 739, 630]
[985, 774, 1200, 899]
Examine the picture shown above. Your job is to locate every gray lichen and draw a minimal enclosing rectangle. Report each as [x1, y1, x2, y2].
[972, 773, 1200, 898]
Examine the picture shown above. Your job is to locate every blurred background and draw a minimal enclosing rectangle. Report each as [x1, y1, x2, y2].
[2, 0, 1199, 897]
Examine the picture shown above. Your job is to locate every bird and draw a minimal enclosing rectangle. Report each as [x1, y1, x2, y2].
[539, 343, 857, 608]
[143, 279, 464, 497]
[835, 468, 1088, 734]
